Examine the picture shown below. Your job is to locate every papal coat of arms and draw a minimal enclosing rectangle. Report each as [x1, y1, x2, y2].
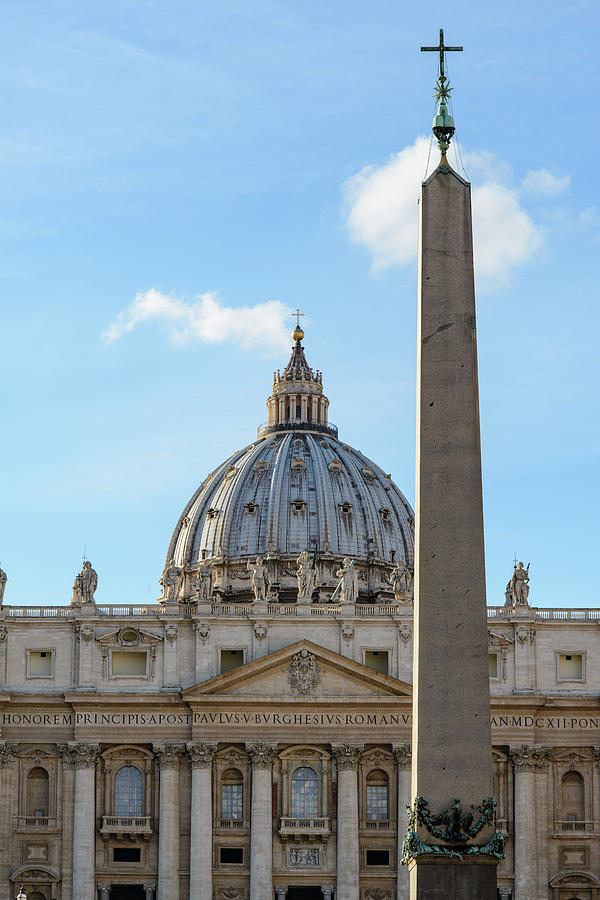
[287, 649, 320, 695]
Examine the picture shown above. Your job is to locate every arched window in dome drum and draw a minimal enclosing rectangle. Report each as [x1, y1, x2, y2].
[114, 765, 143, 817]
[366, 768, 389, 821]
[221, 767, 243, 820]
[291, 766, 319, 818]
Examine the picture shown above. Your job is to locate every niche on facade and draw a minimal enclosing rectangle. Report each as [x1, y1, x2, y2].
[548, 870, 600, 899]
[213, 746, 250, 833]
[18, 748, 58, 825]
[95, 628, 162, 681]
[359, 748, 396, 833]
[99, 746, 154, 843]
[552, 751, 595, 833]
[278, 746, 331, 842]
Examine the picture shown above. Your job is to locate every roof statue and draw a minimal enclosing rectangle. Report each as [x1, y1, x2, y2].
[421, 27, 463, 154]
[71, 559, 98, 605]
[0, 565, 6, 605]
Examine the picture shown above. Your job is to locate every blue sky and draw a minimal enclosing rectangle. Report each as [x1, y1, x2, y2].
[1, 0, 598, 608]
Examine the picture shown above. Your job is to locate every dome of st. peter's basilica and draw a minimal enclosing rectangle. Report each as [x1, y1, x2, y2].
[164, 328, 414, 604]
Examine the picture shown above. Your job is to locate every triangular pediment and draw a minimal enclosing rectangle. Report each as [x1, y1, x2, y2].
[183, 640, 412, 699]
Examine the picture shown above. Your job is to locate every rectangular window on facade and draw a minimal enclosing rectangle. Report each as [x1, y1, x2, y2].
[364, 650, 389, 675]
[222, 784, 243, 819]
[111, 651, 148, 677]
[220, 649, 244, 673]
[366, 849, 390, 866]
[557, 653, 584, 681]
[27, 650, 53, 678]
[113, 847, 141, 862]
[488, 652, 499, 679]
[220, 847, 243, 864]
[366, 785, 389, 820]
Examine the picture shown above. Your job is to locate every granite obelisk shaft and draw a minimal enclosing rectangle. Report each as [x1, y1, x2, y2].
[410, 160, 497, 898]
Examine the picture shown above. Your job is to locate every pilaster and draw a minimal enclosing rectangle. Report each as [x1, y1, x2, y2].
[188, 741, 218, 900]
[509, 745, 551, 900]
[393, 743, 412, 900]
[332, 743, 363, 900]
[0, 743, 18, 900]
[246, 742, 278, 900]
[155, 743, 185, 900]
[68, 742, 100, 900]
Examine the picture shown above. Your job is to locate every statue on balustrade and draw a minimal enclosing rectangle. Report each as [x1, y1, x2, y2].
[71, 560, 98, 605]
[191, 563, 212, 602]
[247, 556, 267, 602]
[0, 566, 6, 605]
[335, 557, 358, 605]
[296, 549, 319, 604]
[387, 558, 413, 602]
[505, 561, 530, 607]
[160, 559, 183, 603]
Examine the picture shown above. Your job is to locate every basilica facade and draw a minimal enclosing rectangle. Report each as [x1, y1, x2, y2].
[0, 334, 599, 900]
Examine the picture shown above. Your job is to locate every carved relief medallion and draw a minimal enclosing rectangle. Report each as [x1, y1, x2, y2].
[288, 649, 320, 695]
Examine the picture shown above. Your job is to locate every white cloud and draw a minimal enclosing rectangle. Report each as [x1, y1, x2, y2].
[343, 137, 545, 290]
[521, 168, 571, 197]
[102, 289, 292, 354]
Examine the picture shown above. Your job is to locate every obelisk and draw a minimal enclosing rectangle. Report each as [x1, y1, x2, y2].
[404, 30, 503, 899]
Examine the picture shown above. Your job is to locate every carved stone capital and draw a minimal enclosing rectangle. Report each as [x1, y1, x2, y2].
[154, 743, 185, 769]
[392, 743, 412, 770]
[187, 741, 218, 768]
[97, 885, 111, 893]
[274, 887, 288, 899]
[332, 742, 364, 770]
[142, 885, 156, 892]
[0, 741, 18, 767]
[246, 741, 278, 768]
[321, 887, 335, 899]
[509, 745, 551, 771]
[62, 742, 100, 769]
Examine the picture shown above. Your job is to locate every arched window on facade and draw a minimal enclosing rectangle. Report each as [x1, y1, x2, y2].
[221, 768, 243, 820]
[114, 765, 143, 817]
[366, 768, 389, 821]
[561, 770, 585, 828]
[291, 766, 319, 818]
[26, 766, 49, 818]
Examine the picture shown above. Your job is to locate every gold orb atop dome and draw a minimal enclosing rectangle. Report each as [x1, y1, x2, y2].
[292, 325, 304, 342]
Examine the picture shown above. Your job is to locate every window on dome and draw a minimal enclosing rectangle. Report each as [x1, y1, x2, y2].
[380, 507, 392, 522]
[291, 498, 307, 513]
[220, 649, 244, 673]
[339, 501, 353, 515]
[244, 502, 258, 515]
[364, 651, 389, 675]
[290, 766, 319, 818]
[206, 508, 218, 520]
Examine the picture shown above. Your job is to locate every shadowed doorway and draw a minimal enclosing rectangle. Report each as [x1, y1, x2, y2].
[285, 889, 326, 900]
[109, 886, 146, 900]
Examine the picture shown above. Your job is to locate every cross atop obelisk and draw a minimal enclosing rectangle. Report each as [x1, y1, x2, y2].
[421, 28, 463, 154]
[421, 27, 462, 80]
